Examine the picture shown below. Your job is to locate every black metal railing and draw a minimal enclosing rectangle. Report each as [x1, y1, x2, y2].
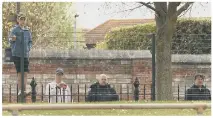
[3, 83, 208, 103]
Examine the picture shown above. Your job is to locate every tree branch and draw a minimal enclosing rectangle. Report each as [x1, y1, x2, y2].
[138, 2, 159, 14]
[168, 2, 181, 12]
[176, 2, 194, 16]
[168, 2, 181, 19]
[106, 4, 144, 16]
[153, 2, 167, 16]
[178, 3, 194, 18]
[121, 4, 144, 12]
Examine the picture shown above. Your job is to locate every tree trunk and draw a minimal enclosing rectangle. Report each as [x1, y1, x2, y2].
[155, 15, 177, 100]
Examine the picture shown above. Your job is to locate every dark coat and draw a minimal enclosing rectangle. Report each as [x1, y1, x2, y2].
[185, 84, 211, 101]
[86, 82, 119, 102]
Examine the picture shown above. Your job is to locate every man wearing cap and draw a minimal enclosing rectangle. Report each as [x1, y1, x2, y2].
[45, 68, 71, 103]
[8, 13, 32, 100]
[185, 74, 211, 100]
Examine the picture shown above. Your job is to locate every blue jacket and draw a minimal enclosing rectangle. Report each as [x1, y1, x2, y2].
[9, 25, 32, 58]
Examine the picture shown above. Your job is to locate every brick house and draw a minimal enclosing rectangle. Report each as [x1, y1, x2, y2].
[85, 19, 154, 49]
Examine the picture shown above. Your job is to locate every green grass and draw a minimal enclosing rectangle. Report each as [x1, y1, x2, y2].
[2, 101, 211, 116]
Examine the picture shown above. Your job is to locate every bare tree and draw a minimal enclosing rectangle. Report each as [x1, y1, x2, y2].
[138, 2, 194, 100]
[100, 2, 194, 100]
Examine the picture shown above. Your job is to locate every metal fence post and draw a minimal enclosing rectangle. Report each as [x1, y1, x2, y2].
[178, 84, 180, 101]
[77, 85, 80, 102]
[41, 84, 43, 102]
[9, 84, 12, 103]
[151, 33, 156, 101]
[127, 84, 129, 101]
[63, 88, 65, 103]
[48, 84, 50, 103]
[85, 84, 87, 101]
[2, 86, 4, 103]
[184, 85, 186, 100]
[16, 84, 18, 103]
[56, 85, 58, 103]
[144, 85, 146, 100]
[70, 84, 72, 102]
[120, 84, 122, 101]
[20, 30, 25, 103]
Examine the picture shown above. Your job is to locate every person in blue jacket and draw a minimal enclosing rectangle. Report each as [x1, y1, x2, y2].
[8, 13, 32, 99]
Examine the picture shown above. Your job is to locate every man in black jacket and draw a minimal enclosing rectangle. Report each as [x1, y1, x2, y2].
[185, 74, 211, 100]
[86, 74, 119, 102]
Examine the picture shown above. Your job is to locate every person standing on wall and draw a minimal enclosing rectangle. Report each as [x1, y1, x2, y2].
[8, 13, 32, 99]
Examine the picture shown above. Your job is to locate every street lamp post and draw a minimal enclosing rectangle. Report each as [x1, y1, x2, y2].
[74, 14, 79, 49]
[16, 2, 26, 103]
[17, 2, 20, 14]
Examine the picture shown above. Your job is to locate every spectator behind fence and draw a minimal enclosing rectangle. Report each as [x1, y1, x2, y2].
[86, 74, 119, 102]
[45, 68, 71, 103]
[8, 13, 32, 99]
[185, 74, 211, 101]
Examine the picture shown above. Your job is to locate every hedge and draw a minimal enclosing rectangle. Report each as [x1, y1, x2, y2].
[96, 18, 211, 54]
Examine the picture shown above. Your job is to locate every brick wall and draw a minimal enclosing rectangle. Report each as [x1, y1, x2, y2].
[2, 50, 211, 102]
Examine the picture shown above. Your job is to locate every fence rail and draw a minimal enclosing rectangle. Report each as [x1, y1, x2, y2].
[3, 103, 211, 116]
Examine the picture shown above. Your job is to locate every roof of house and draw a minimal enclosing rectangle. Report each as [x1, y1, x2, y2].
[85, 19, 155, 44]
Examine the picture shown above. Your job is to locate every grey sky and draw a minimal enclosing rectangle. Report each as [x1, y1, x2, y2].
[73, 2, 211, 29]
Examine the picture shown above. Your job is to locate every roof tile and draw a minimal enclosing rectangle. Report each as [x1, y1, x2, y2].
[85, 19, 154, 44]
